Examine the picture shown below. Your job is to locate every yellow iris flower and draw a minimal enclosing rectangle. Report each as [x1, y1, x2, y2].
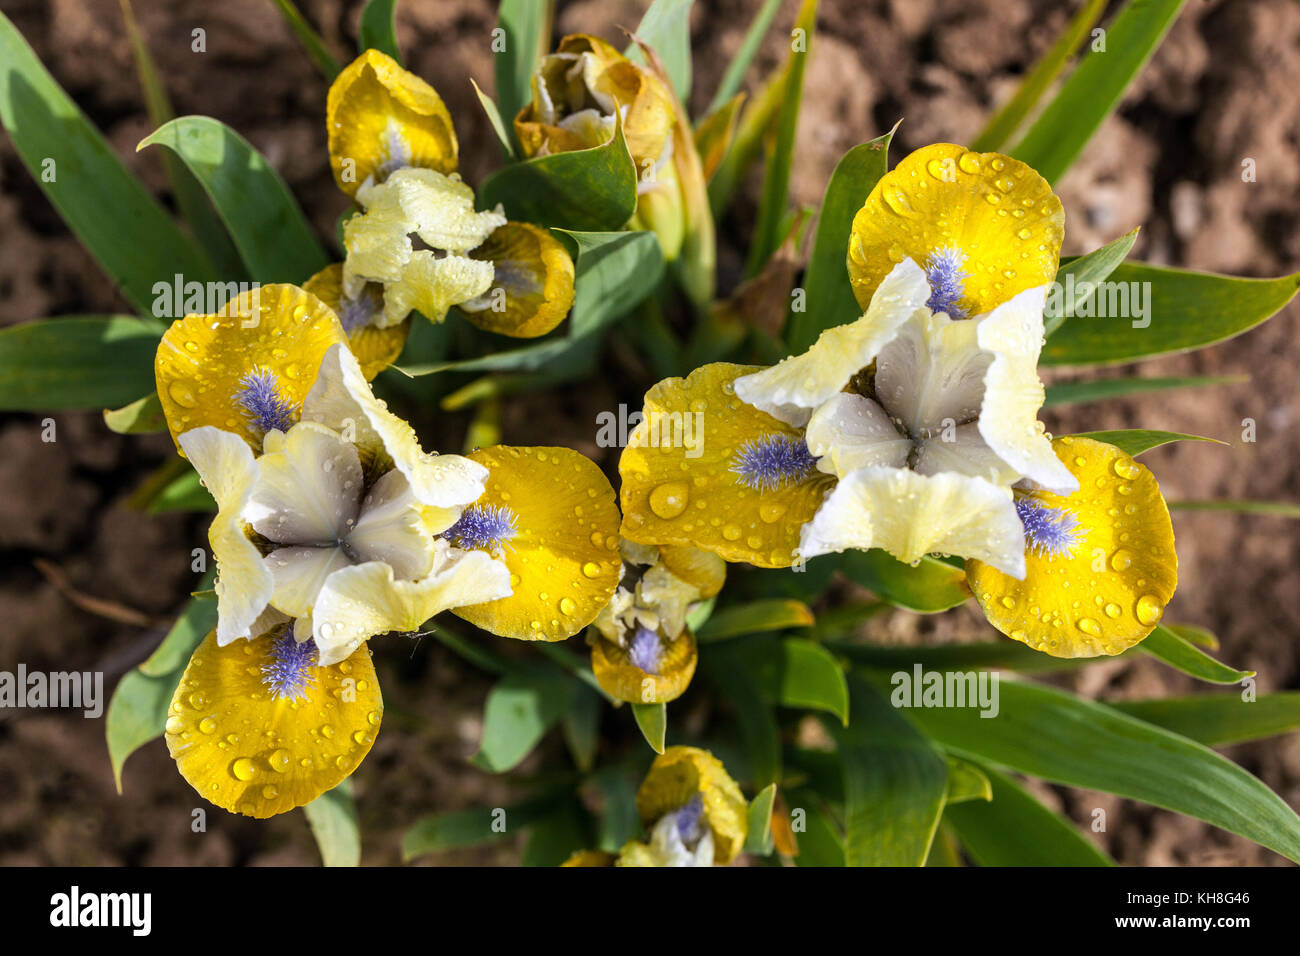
[164, 339, 511, 817]
[562, 746, 748, 867]
[588, 539, 725, 704]
[156, 299, 622, 815]
[620, 143, 1073, 577]
[324, 50, 576, 354]
[967, 436, 1178, 657]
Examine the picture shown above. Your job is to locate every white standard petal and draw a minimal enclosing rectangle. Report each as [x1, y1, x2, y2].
[975, 285, 1078, 494]
[734, 258, 931, 426]
[345, 469, 435, 581]
[245, 421, 362, 545]
[311, 542, 512, 665]
[874, 309, 991, 436]
[798, 466, 1026, 578]
[302, 344, 489, 510]
[178, 426, 274, 646]
[914, 422, 1020, 485]
[805, 392, 912, 478]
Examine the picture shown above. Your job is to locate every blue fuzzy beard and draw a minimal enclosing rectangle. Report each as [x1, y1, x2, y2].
[235, 367, 297, 434]
[924, 247, 970, 320]
[1016, 497, 1081, 558]
[628, 625, 662, 675]
[262, 631, 319, 700]
[675, 793, 705, 845]
[338, 284, 384, 333]
[445, 504, 518, 553]
[731, 435, 818, 492]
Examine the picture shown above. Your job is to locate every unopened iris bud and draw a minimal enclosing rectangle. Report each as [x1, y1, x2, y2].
[515, 34, 674, 175]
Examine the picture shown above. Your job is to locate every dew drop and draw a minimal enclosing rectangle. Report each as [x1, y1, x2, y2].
[648, 481, 689, 519]
[1075, 617, 1102, 637]
[168, 381, 198, 408]
[1112, 457, 1141, 480]
[1135, 594, 1163, 626]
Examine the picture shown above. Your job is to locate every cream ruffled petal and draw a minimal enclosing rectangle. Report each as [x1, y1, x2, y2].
[346, 469, 435, 580]
[265, 545, 353, 618]
[799, 466, 1026, 578]
[914, 422, 1020, 485]
[873, 308, 990, 436]
[974, 285, 1078, 495]
[311, 542, 511, 665]
[302, 344, 489, 511]
[178, 426, 274, 646]
[734, 259, 931, 426]
[245, 422, 361, 545]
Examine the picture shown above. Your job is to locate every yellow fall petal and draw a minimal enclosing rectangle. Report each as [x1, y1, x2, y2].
[165, 629, 383, 819]
[636, 746, 748, 865]
[619, 362, 836, 568]
[303, 264, 410, 380]
[967, 436, 1178, 658]
[847, 143, 1063, 316]
[327, 49, 457, 197]
[154, 284, 348, 452]
[460, 222, 576, 338]
[451, 446, 621, 642]
[656, 544, 726, 600]
[590, 627, 697, 704]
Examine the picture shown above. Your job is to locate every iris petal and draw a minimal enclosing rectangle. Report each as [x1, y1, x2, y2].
[178, 427, 273, 647]
[967, 436, 1178, 658]
[619, 363, 835, 569]
[847, 143, 1063, 317]
[634, 746, 748, 865]
[460, 222, 576, 338]
[303, 263, 410, 381]
[154, 284, 348, 453]
[166, 628, 383, 818]
[326, 49, 458, 197]
[451, 446, 621, 642]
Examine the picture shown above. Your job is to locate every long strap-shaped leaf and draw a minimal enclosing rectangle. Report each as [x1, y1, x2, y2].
[140, 116, 329, 284]
[833, 676, 948, 866]
[865, 669, 1300, 862]
[0, 12, 217, 314]
[1114, 692, 1300, 747]
[1009, 0, 1189, 184]
[944, 765, 1114, 866]
[1040, 262, 1300, 366]
[0, 316, 161, 411]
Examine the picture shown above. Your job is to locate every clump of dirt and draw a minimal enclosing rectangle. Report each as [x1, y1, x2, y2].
[0, 0, 1296, 866]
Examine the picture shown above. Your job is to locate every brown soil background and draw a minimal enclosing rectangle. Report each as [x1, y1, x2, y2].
[1, 0, 1297, 866]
